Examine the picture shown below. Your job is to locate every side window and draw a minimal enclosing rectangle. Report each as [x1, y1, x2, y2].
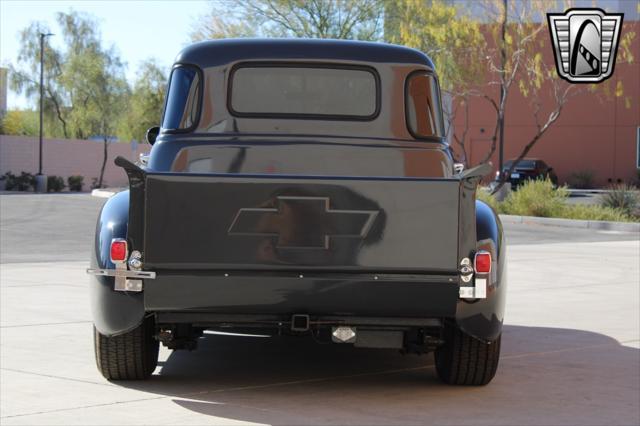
[405, 72, 445, 138]
[162, 66, 201, 130]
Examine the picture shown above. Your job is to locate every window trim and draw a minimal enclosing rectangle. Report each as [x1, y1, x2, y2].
[404, 69, 446, 141]
[227, 62, 381, 121]
[161, 63, 204, 134]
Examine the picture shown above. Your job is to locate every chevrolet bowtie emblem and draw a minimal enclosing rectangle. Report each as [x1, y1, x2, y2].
[547, 8, 623, 83]
[228, 196, 379, 249]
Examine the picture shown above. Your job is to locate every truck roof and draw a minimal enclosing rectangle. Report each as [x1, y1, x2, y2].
[174, 38, 435, 69]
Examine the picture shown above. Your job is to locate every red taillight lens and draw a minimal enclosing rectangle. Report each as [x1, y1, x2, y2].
[110, 239, 127, 263]
[474, 251, 491, 274]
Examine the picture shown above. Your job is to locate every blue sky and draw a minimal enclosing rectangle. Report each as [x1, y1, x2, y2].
[1, 0, 212, 109]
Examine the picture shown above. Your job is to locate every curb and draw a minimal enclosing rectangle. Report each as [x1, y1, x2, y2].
[499, 214, 640, 233]
[91, 189, 117, 198]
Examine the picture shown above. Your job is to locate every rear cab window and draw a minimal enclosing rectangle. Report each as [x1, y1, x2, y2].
[229, 64, 379, 120]
[162, 65, 202, 131]
[405, 72, 445, 139]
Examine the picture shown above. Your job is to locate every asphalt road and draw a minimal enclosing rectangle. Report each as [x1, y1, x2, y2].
[1, 193, 639, 425]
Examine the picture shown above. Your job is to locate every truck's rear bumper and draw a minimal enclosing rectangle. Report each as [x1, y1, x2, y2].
[144, 271, 459, 318]
[154, 312, 443, 329]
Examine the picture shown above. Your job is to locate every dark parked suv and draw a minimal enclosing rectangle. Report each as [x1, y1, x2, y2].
[496, 158, 558, 188]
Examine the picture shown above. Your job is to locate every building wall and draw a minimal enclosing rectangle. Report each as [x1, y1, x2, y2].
[454, 20, 640, 187]
[0, 135, 150, 189]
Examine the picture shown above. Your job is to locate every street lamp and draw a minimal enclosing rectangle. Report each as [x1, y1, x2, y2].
[35, 32, 54, 193]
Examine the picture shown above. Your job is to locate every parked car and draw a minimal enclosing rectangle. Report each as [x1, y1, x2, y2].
[88, 39, 507, 385]
[496, 158, 558, 188]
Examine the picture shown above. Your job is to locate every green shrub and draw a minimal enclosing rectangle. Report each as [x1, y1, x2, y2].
[562, 204, 633, 222]
[476, 187, 501, 212]
[67, 175, 84, 192]
[474, 178, 637, 222]
[501, 179, 567, 217]
[599, 184, 639, 216]
[3, 171, 36, 191]
[567, 170, 595, 189]
[47, 175, 65, 192]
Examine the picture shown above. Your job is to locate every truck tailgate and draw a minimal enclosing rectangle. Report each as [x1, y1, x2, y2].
[141, 173, 461, 272]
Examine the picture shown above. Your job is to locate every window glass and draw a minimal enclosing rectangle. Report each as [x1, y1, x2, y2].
[406, 73, 445, 138]
[512, 160, 536, 170]
[230, 66, 377, 118]
[162, 66, 201, 130]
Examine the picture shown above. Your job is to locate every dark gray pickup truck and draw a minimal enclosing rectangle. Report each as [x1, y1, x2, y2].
[88, 39, 506, 385]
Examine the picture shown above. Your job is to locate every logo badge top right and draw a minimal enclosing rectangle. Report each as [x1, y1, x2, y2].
[548, 8, 624, 83]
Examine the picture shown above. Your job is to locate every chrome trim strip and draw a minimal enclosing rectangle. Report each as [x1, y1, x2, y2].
[86, 268, 156, 279]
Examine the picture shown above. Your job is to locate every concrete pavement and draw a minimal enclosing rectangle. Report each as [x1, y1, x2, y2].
[1, 194, 639, 425]
[0, 193, 104, 264]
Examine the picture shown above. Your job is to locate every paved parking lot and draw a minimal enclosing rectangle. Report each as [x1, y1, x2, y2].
[1, 193, 639, 425]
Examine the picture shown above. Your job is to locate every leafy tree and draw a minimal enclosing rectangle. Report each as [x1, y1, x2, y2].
[11, 11, 129, 188]
[57, 12, 129, 188]
[120, 59, 167, 144]
[1, 110, 39, 136]
[471, 0, 563, 184]
[9, 22, 69, 138]
[387, 0, 484, 94]
[192, 0, 384, 41]
[66, 47, 128, 187]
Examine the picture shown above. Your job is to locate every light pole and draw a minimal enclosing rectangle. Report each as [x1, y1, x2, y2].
[36, 32, 54, 193]
[498, 0, 507, 177]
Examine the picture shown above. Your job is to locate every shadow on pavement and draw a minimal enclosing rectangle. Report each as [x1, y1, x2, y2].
[119, 325, 640, 425]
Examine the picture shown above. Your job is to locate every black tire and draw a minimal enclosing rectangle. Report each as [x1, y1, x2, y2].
[434, 323, 501, 385]
[94, 317, 159, 380]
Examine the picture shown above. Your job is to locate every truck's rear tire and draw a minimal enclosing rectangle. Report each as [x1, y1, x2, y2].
[434, 323, 500, 385]
[94, 317, 159, 380]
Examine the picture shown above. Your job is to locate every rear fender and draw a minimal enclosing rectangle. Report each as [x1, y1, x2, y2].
[455, 199, 507, 343]
[89, 190, 145, 336]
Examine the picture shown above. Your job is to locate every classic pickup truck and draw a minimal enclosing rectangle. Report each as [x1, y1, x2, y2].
[88, 39, 506, 385]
